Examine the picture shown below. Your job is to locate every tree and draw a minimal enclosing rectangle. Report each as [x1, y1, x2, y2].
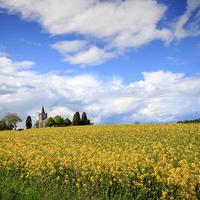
[72, 112, 81, 125]
[2, 112, 22, 130]
[81, 112, 87, 122]
[45, 117, 55, 127]
[81, 112, 90, 125]
[33, 120, 39, 128]
[26, 116, 32, 129]
[54, 115, 64, 127]
[0, 119, 9, 131]
[64, 118, 72, 126]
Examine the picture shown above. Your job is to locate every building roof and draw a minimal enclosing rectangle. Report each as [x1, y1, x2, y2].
[40, 118, 48, 123]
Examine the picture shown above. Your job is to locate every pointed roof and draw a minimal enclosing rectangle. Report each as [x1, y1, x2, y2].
[42, 106, 45, 114]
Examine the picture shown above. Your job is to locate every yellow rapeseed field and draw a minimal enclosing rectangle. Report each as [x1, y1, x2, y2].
[0, 124, 200, 199]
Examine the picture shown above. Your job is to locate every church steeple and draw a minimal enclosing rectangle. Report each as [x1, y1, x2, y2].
[42, 106, 45, 114]
[39, 106, 48, 128]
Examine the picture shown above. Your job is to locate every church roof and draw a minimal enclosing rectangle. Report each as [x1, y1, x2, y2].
[40, 118, 48, 123]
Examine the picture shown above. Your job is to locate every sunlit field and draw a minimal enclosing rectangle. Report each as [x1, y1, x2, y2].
[0, 124, 200, 199]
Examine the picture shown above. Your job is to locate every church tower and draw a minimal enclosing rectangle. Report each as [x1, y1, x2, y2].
[39, 107, 48, 128]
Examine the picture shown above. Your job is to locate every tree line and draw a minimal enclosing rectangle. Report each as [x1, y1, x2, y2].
[177, 118, 200, 124]
[0, 111, 92, 131]
[33, 111, 91, 128]
[44, 111, 90, 127]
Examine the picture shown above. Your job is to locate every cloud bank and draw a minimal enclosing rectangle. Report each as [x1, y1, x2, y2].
[0, 54, 200, 127]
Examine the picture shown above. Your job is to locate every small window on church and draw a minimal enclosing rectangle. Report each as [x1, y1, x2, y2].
[43, 123, 45, 127]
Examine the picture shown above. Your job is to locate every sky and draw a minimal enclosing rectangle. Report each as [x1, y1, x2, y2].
[0, 0, 200, 128]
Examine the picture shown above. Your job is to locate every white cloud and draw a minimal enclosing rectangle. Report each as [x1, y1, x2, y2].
[1, 0, 200, 66]
[62, 45, 117, 66]
[0, 55, 200, 127]
[65, 69, 75, 74]
[49, 106, 74, 119]
[14, 61, 35, 69]
[166, 56, 188, 65]
[51, 40, 88, 54]
[175, 0, 200, 40]
[0, 0, 174, 66]
[130, 71, 184, 88]
[52, 41, 117, 66]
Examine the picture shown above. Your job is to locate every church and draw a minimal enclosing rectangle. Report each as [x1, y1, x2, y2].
[39, 107, 48, 128]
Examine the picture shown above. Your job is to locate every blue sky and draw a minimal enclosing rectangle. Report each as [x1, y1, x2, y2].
[0, 0, 200, 128]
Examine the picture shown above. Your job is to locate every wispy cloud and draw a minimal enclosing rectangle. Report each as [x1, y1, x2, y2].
[166, 56, 188, 65]
[175, 0, 200, 40]
[65, 70, 75, 74]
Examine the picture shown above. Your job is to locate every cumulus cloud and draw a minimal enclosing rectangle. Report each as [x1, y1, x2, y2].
[0, 0, 174, 66]
[0, 0, 200, 66]
[0, 54, 200, 127]
[51, 40, 117, 66]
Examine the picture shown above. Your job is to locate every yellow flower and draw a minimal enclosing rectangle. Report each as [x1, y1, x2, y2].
[162, 191, 167, 198]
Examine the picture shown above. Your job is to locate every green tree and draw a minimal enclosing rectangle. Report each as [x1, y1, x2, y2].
[33, 120, 39, 128]
[72, 112, 81, 125]
[26, 116, 32, 129]
[81, 112, 90, 125]
[64, 118, 72, 126]
[45, 117, 55, 127]
[54, 115, 64, 127]
[0, 119, 9, 131]
[81, 112, 87, 122]
[2, 112, 22, 130]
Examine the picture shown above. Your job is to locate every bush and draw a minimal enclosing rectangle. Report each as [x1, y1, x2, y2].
[17, 128, 24, 131]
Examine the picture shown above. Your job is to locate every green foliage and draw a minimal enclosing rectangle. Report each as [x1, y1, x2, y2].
[26, 116, 32, 129]
[17, 128, 24, 131]
[81, 112, 90, 125]
[0, 119, 10, 131]
[1, 112, 22, 130]
[177, 118, 200, 124]
[45, 117, 55, 127]
[81, 112, 87, 122]
[72, 112, 81, 125]
[53, 115, 64, 127]
[33, 120, 39, 128]
[64, 118, 72, 126]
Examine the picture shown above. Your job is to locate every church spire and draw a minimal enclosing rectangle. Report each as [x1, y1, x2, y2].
[42, 106, 45, 114]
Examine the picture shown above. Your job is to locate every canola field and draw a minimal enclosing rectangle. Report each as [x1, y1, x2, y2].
[0, 124, 200, 199]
